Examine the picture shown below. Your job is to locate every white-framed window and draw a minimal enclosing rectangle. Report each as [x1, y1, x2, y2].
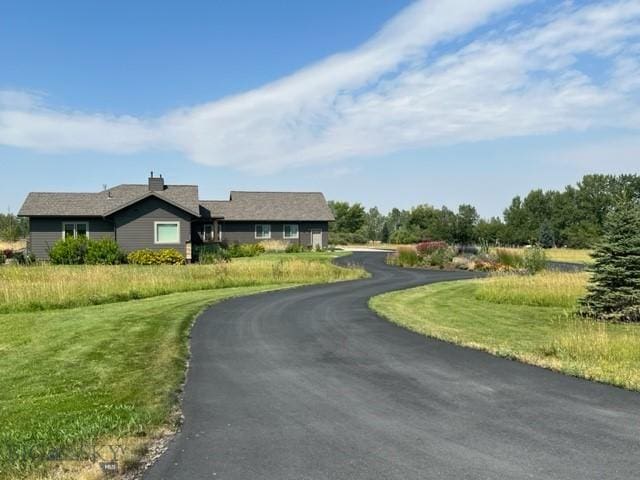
[203, 224, 214, 242]
[283, 224, 299, 239]
[62, 222, 89, 239]
[154, 221, 180, 244]
[255, 223, 271, 239]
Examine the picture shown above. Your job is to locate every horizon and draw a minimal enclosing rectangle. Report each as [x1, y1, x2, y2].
[2, 0, 639, 217]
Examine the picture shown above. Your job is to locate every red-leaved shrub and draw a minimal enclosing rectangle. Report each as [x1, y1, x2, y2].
[3, 249, 13, 259]
[416, 241, 448, 255]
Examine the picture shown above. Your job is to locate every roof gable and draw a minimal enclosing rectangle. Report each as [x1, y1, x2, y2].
[19, 184, 200, 217]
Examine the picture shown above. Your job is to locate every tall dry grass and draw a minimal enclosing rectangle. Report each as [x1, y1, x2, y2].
[475, 271, 589, 308]
[545, 317, 640, 389]
[0, 259, 365, 313]
[0, 239, 26, 251]
[258, 239, 289, 252]
[492, 247, 593, 264]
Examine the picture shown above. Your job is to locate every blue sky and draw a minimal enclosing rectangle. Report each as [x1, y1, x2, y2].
[1, 0, 639, 217]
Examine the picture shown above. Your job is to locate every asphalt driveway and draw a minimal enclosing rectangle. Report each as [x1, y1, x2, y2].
[144, 252, 640, 480]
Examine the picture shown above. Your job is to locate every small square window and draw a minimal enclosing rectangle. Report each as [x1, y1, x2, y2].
[283, 224, 299, 239]
[255, 224, 271, 239]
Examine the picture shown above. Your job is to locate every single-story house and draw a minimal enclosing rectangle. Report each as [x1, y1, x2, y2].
[18, 173, 334, 260]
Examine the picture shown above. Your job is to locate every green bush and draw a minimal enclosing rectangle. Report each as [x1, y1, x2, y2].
[523, 246, 547, 274]
[49, 237, 89, 265]
[196, 244, 231, 264]
[285, 243, 305, 253]
[127, 248, 185, 265]
[86, 239, 125, 265]
[426, 247, 455, 268]
[0, 253, 5, 264]
[228, 243, 264, 258]
[395, 247, 419, 267]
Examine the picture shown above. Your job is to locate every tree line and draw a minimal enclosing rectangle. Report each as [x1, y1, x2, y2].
[329, 174, 640, 248]
[0, 213, 28, 242]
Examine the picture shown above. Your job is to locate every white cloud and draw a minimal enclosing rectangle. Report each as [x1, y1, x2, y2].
[0, 0, 639, 172]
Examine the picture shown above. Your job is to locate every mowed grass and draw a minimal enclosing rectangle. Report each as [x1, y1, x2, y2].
[370, 272, 640, 391]
[0, 253, 365, 314]
[0, 286, 286, 479]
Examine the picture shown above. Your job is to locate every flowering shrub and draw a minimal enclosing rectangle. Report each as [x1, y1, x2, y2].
[127, 248, 185, 265]
[416, 241, 448, 255]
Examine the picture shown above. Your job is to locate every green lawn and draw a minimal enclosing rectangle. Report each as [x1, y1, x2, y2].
[0, 286, 290, 479]
[0, 252, 364, 479]
[370, 278, 640, 391]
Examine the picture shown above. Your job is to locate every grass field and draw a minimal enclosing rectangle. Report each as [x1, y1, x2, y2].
[0, 253, 364, 479]
[0, 252, 363, 314]
[370, 272, 640, 391]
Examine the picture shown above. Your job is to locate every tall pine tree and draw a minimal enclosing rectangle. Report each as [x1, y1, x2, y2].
[580, 200, 640, 322]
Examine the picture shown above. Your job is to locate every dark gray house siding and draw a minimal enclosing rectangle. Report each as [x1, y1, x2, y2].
[111, 196, 193, 255]
[29, 217, 115, 260]
[220, 221, 329, 247]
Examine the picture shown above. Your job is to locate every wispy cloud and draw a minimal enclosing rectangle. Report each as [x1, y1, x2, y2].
[1, 0, 639, 172]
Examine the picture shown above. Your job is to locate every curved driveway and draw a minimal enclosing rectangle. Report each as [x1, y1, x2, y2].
[145, 252, 639, 480]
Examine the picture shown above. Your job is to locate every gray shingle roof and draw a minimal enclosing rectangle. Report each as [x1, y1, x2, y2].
[18, 184, 200, 217]
[200, 191, 334, 221]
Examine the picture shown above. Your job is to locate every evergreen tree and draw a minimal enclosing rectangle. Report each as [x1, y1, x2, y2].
[580, 200, 640, 322]
[538, 221, 555, 248]
[380, 222, 390, 243]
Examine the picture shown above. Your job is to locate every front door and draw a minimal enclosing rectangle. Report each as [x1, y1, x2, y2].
[311, 230, 322, 249]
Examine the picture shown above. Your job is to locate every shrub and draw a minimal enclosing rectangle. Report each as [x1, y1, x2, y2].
[3, 249, 13, 259]
[126, 249, 156, 265]
[85, 239, 125, 265]
[416, 241, 448, 255]
[49, 237, 89, 265]
[0, 253, 5, 264]
[285, 243, 305, 253]
[196, 244, 231, 264]
[127, 248, 185, 265]
[156, 249, 186, 265]
[426, 247, 455, 268]
[395, 246, 419, 267]
[228, 243, 264, 258]
[522, 246, 547, 274]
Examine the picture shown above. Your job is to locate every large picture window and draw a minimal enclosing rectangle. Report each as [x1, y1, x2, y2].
[255, 224, 271, 239]
[62, 222, 88, 239]
[283, 224, 299, 239]
[155, 222, 180, 244]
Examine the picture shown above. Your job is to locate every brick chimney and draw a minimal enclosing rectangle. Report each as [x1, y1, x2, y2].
[148, 171, 165, 191]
